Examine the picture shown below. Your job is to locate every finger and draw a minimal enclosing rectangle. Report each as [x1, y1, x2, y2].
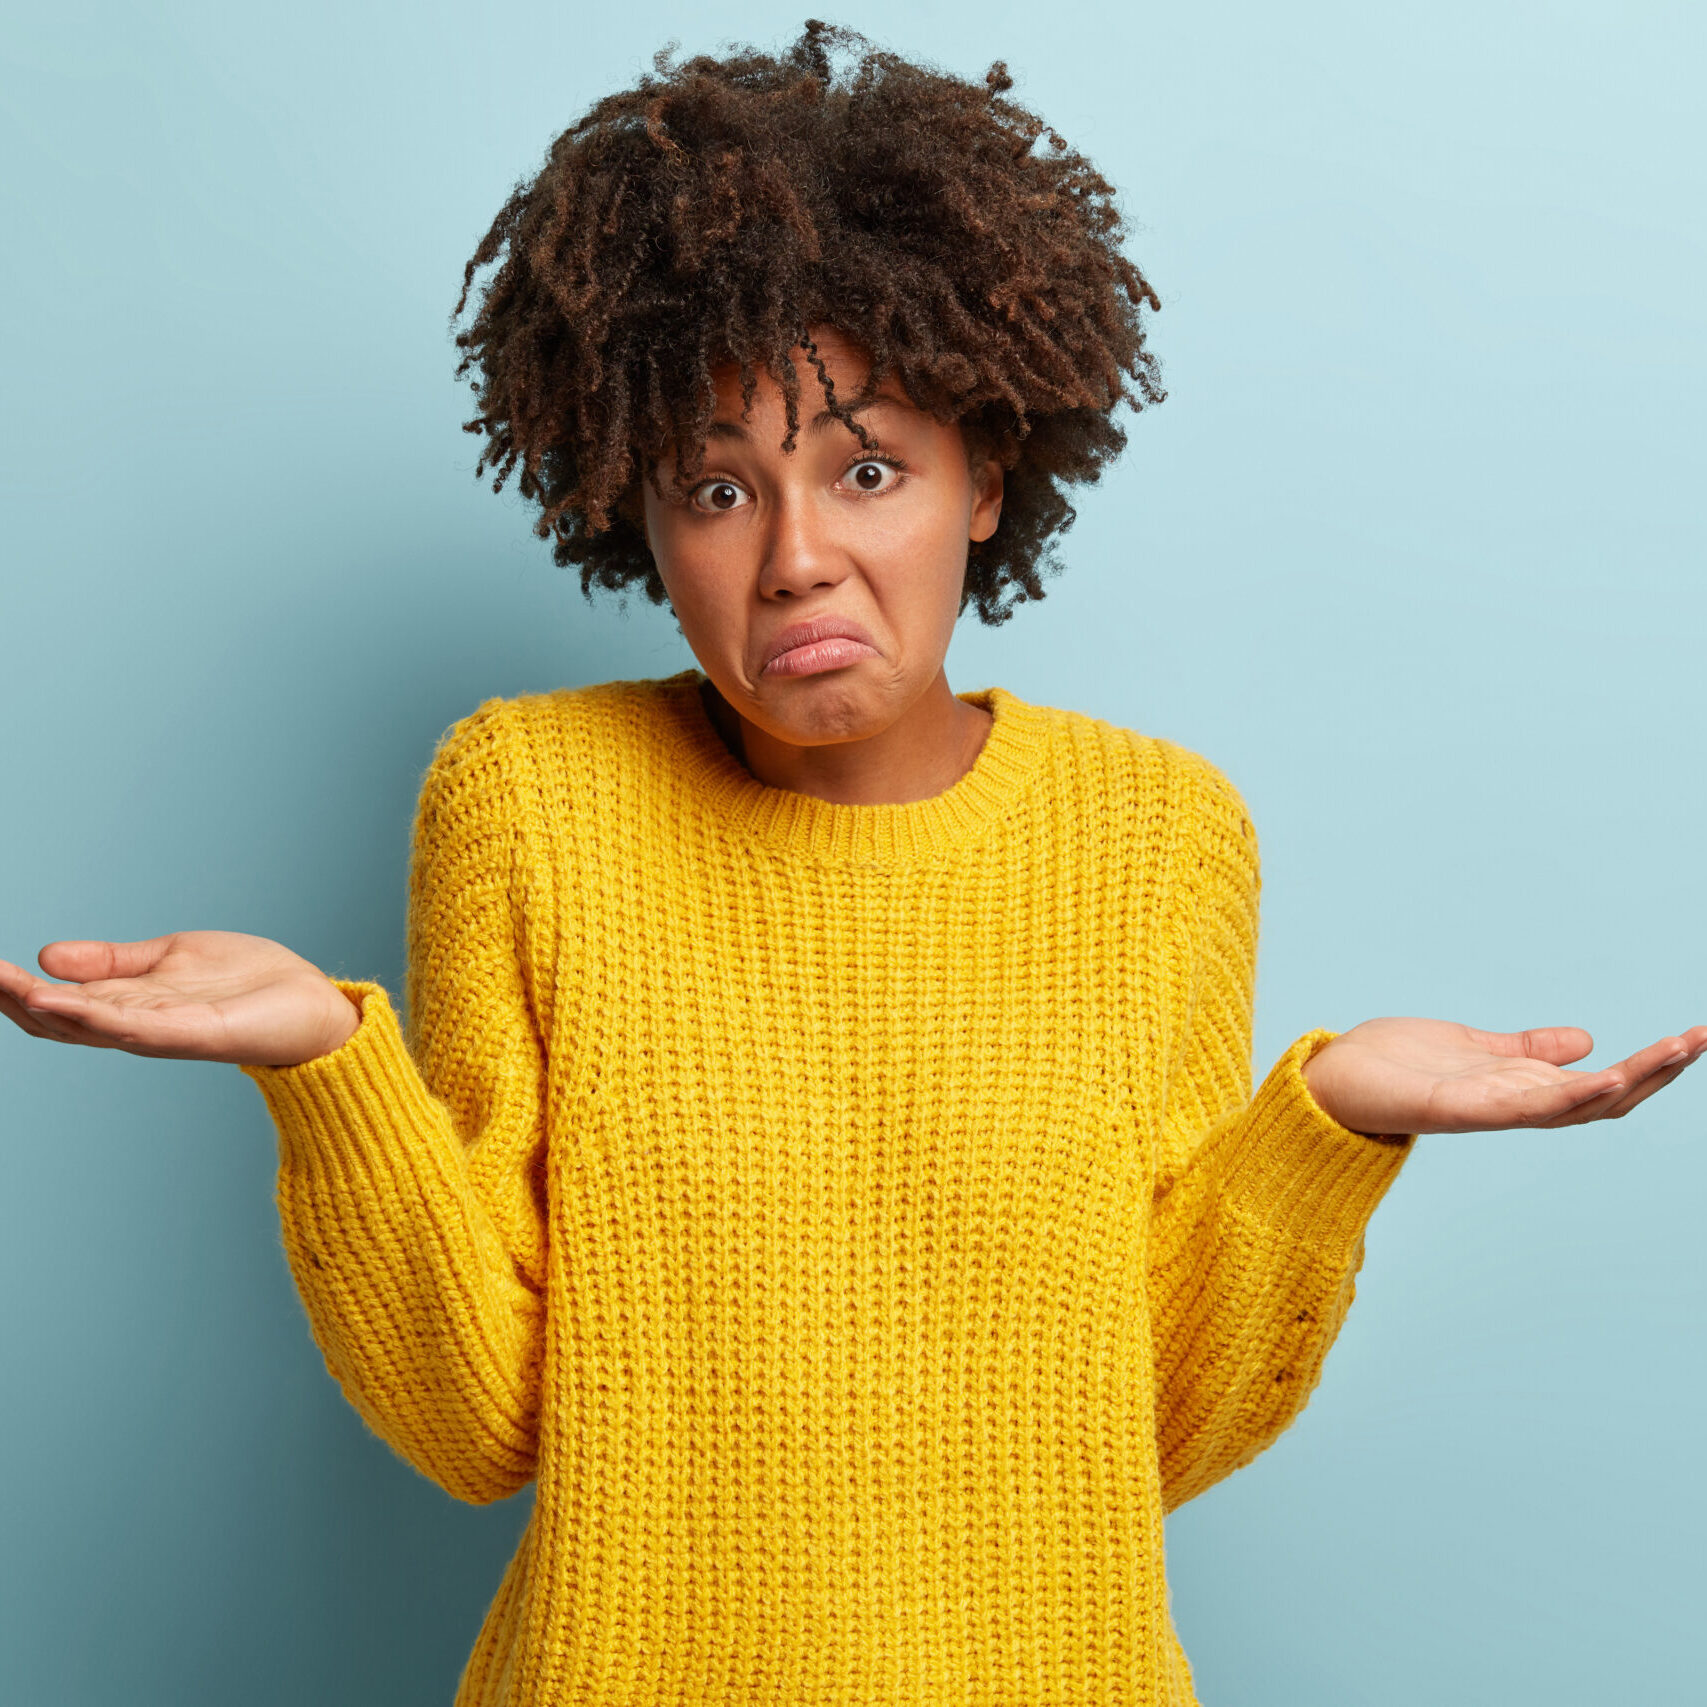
[1540, 1032, 1707, 1127]
[37, 937, 177, 982]
[1464, 1025, 1594, 1066]
[1, 988, 118, 1049]
[1525, 1030, 1706, 1128]
[0, 986, 61, 1041]
[0, 956, 118, 1018]
[1603, 1057, 1695, 1118]
[0, 957, 57, 1001]
[1475, 1066, 1627, 1130]
[1599, 1033, 1697, 1085]
[1517, 1026, 1596, 1066]
[1540, 1057, 1694, 1127]
[17, 985, 212, 1057]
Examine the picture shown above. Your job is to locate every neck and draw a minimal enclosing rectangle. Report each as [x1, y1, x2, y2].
[701, 670, 993, 806]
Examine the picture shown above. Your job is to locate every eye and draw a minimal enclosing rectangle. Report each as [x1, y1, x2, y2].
[689, 478, 751, 514]
[843, 457, 907, 495]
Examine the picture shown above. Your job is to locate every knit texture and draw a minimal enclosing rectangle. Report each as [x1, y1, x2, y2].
[240, 670, 1413, 1706]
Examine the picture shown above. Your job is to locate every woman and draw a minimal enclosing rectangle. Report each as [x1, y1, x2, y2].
[1, 23, 1698, 1706]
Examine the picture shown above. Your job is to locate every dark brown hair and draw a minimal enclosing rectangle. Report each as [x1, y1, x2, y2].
[452, 19, 1164, 625]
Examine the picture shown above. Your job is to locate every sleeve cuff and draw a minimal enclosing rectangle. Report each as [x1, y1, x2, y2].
[1208, 1028, 1415, 1258]
[237, 980, 443, 1182]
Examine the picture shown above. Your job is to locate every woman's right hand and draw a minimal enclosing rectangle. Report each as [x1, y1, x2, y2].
[0, 932, 364, 1067]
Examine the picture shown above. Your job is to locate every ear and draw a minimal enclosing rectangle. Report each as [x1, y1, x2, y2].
[969, 456, 1004, 544]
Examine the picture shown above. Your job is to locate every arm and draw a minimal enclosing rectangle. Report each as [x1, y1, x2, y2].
[1145, 754, 1412, 1514]
[240, 698, 551, 1505]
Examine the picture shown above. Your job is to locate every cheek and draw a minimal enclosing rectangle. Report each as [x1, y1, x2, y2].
[656, 550, 748, 652]
[878, 482, 975, 588]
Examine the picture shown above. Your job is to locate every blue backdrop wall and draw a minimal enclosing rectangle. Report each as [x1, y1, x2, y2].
[3, 2, 1702, 1701]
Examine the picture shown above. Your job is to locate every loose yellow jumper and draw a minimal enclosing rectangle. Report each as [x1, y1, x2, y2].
[241, 669, 1413, 1705]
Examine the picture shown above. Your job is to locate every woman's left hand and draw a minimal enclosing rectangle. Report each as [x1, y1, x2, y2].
[1300, 1018, 1707, 1137]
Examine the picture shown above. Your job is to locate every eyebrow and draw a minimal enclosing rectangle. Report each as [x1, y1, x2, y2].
[703, 395, 911, 443]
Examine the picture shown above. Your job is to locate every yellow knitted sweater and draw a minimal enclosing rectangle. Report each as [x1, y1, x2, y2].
[241, 669, 1413, 1706]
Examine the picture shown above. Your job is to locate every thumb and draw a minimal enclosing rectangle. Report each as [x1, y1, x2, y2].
[38, 936, 177, 982]
[1507, 1024, 1595, 1066]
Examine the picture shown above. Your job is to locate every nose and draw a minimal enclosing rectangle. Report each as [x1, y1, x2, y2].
[756, 484, 849, 600]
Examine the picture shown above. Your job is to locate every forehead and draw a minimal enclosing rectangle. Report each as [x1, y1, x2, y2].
[705, 323, 895, 407]
[703, 390, 924, 444]
[675, 328, 962, 463]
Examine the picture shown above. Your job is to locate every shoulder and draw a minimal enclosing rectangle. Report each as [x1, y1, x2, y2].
[424, 673, 690, 786]
[407, 678, 685, 913]
[1156, 741, 1257, 864]
[503, 671, 693, 764]
[1018, 696, 1255, 856]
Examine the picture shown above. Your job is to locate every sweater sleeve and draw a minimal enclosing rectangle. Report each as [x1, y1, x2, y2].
[239, 699, 551, 1505]
[1146, 752, 1414, 1515]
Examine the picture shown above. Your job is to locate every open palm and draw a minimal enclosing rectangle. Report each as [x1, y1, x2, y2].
[1301, 1017, 1707, 1137]
[0, 932, 361, 1067]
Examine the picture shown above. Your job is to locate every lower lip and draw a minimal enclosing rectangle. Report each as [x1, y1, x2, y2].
[764, 637, 881, 677]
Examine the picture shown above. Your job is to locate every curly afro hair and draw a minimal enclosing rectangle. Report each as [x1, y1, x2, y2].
[451, 18, 1164, 626]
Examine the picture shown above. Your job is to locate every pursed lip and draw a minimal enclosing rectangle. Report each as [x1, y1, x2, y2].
[759, 614, 880, 673]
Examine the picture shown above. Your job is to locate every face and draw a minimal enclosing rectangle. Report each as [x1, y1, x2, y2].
[638, 325, 1003, 750]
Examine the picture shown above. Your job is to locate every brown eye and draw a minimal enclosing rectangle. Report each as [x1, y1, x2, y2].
[691, 479, 749, 513]
[848, 459, 900, 493]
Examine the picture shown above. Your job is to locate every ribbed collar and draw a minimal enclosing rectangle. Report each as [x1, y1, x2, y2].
[653, 669, 1050, 868]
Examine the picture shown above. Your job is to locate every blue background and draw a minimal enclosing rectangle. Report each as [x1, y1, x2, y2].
[3, 2, 1702, 1701]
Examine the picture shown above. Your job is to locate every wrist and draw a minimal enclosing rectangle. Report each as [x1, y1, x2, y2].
[1301, 1035, 1409, 1143]
[318, 983, 364, 1057]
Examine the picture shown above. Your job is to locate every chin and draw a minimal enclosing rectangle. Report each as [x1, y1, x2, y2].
[752, 674, 896, 746]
